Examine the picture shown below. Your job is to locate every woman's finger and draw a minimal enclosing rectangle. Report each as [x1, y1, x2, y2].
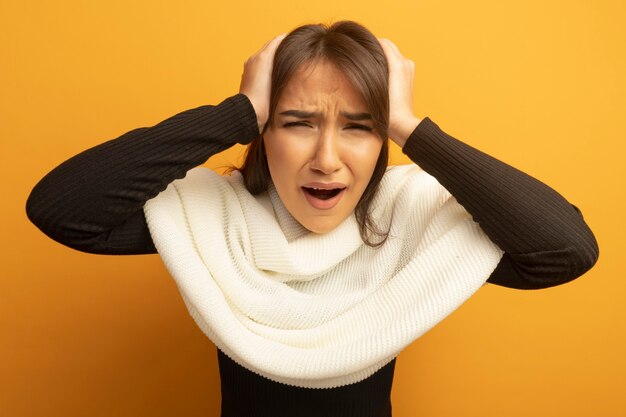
[378, 38, 420, 146]
[240, 33, 287, 131]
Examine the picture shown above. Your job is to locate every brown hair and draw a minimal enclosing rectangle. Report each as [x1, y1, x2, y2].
[239, 20, 390, 246]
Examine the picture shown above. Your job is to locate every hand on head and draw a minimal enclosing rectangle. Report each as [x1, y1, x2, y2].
[239, 32, 421, 147]
[239, 33, 287, 133]
[378, 38, 422, 147]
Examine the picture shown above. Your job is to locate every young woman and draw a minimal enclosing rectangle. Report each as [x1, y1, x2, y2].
[26, 21, 598, 417]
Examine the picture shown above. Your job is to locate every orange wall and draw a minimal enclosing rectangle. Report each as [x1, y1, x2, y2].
[2, 1, 624, 416]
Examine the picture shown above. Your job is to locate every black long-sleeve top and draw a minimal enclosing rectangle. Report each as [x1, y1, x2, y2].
[26, 94, 599, 417]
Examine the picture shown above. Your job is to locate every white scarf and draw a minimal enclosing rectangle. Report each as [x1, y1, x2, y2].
[143, 164, 503, 388]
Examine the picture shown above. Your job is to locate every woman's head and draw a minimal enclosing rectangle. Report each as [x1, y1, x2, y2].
[240, 20, 390, 245]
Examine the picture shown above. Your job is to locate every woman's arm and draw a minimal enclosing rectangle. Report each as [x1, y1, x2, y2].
[401, 119, 599, 289]
[26, 35, 284, 256]
[379, 38, 598, 289]
[26, 95, 259, 255]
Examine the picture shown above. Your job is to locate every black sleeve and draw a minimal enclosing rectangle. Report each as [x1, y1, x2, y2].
[26, 94, 260, 255]
[402, 117, 599, 289]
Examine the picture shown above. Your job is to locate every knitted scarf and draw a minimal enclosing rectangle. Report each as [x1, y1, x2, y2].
[143, 164, 503, 389]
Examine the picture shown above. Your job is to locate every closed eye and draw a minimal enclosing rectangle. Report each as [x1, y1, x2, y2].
[283, 121, 312, 128]
[346, 124, 373, 132]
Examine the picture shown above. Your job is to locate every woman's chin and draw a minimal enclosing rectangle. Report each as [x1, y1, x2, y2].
[299, 217, 342, 234]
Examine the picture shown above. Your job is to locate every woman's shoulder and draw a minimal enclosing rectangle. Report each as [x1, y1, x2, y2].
[170, 166, 246, 189]
[382, 164, 449, 197]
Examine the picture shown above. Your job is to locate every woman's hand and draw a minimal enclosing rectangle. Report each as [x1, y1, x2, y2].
[378, 39, 422, 148]
[239, 33, 286, 133]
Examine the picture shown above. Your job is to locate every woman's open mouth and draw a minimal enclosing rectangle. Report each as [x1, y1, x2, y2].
[301, 185, 346, 210]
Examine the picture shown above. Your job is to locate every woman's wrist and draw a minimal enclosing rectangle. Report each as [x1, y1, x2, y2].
[389, 116, 422, 148]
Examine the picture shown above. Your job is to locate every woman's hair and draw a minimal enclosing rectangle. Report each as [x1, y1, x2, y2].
[238, 20, 390, 246]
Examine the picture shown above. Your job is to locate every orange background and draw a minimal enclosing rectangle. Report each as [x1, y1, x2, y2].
[2, 0, 625, 416]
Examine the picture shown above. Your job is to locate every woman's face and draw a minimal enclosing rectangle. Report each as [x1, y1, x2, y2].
[263, 60, 384, 233]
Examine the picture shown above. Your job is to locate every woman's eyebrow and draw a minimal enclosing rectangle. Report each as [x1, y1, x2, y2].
[279, 110, 373, 120]
[341, 111, 372, 121]
[279, 110, 318, 118]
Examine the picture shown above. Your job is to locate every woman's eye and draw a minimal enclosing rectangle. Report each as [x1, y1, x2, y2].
[346, 124, 373, 132]
[283, 121, 311, 128]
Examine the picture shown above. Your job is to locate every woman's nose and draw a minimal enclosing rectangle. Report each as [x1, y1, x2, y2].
[309, 130, 342, 175]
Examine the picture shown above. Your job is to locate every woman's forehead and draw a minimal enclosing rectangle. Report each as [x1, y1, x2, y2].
[277, 61, 367, 112]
